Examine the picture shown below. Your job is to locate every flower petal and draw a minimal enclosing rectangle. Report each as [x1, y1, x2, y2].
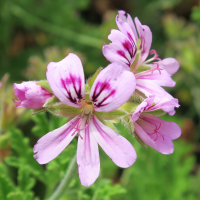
[103, 44, 131, 70]
[33, 116, 80, 164]
[141, 113, 181, 140]
[136, 113, 181, 154]
[136, 79, 173, 101]
[103, 29, 136, 68]
[91, 116, 137, 168]
[46, 53, 85, 108]
[137, 67, 176, 87]
[134, 17, 152, 64]
[158, 58, 179, 75]
[116, 11, 137, 43]
[134, 122, 157, 150]
[90, 63, 136, 112]
[147, 98, 180, 116]
[132, 95, 155, 122]
[77, 126, 100, 187]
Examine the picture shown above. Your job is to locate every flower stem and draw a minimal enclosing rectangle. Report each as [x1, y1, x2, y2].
[48, 155, 77, 200]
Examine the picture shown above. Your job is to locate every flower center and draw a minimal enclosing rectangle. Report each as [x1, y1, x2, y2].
[71, 101, 94, 139]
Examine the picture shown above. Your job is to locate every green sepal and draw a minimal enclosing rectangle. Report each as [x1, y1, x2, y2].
[85, 84, 90, 94]
[130, 51, 140, 72]
[85, 94, 90, 101]
[94, 109, 127, 120]
[132, 89, 147, 100]
[135, 65, 151, 73]
[120, 102, 139, 114]
[103, 121, 117, 132]
[133, 131, 147, 148]
[136, 38, 141, 50]
[37, 80, 53, 93]
[147, 109, 166, 117]
[43, 95, 60, 107]
[32, 108, 47, 115]
[120, 115, 134, 134]
[47, 103, 82, 117]
[87, 67, 102, 89]
[120, 94, 143, 114]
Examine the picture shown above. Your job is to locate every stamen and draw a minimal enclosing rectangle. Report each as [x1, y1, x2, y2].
[150, 49, 161, 61]
[143, 49, 161, 64]
[153, 62, 162, 74]
[138, 117, 164, 141]
[70, 118, 88, 140]
[135, 62, 163, 78]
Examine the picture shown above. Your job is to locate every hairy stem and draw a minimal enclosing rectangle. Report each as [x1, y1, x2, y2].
[48, 155, 77, 200]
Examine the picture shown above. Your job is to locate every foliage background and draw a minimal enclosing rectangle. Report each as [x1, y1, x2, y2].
[0, 0, 200, 199]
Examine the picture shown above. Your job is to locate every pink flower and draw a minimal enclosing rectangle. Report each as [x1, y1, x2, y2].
[13, 81, 53, 109]
[33, 53, 137, 186]
[103, 11, 179, 111]
[132, 96, 181, 154]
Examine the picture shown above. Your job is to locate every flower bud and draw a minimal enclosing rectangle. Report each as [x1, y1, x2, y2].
[13, 81, 53, 109]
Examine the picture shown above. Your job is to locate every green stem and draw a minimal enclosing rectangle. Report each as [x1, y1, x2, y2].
[9, 3, 103, 49]
[48, 155, 77, 200]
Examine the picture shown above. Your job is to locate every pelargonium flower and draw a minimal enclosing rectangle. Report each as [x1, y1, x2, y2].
[131, 96, 181, 154]
[13, 81, 53, 109]
[33, 53, 137, 186]
[103, 10, 179, 111]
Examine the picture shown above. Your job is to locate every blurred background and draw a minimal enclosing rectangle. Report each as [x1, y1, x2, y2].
[0, 0, 200, 199]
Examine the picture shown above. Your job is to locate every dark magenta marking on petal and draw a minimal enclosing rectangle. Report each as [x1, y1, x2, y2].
[92, 82, 111, 101]
[92, 81, 116, 108]
[95, 89, 116, 108]
[117, 50, 131, 66]
[61, 74, 82, 104]
[123, 41, 133, 57]
[65, 74, 82, 99]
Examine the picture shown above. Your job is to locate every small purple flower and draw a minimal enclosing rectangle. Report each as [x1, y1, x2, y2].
[13, 81, 53, 109]
[33, 53, 137, 186]
[132, 96, 181, 154]
[103, 10, 179, 111]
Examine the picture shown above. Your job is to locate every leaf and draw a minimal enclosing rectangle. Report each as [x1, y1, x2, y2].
[47, 102, 82, 117]
[18, 166, 35, 191]
[5, 128, 46, 183]
[31, 112, 49, 137]
[37, 80, 53, 93]
[94, 109, 127, 120]
[7, 191, 38, 200]
[0, 164, 15, 200]
[87, 67, 102, 88]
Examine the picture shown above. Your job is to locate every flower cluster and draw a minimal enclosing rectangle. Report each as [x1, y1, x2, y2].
[13, 11, 181, 186]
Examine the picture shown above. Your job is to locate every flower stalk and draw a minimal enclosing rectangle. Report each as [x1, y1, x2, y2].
[48, 154, 77, 200]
